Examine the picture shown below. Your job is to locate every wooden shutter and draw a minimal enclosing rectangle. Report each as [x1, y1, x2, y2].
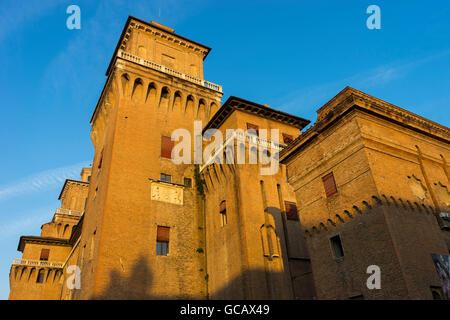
[284, 201, 299, 220]
[220, 200, 226, 213]
[322, 172, 337, 197]
[282, 133, 294, 144]
[157, 226, 170, 242]
[161, 136, 174, 159]
[246, 123, 259, 135]
[40, 249, 50, 261]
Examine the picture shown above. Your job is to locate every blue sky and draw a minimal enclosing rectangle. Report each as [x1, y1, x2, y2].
[0, 0, 449, 299]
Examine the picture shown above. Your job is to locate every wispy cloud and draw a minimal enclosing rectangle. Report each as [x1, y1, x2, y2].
[0, 161, 90, 202]
[278, 50, 450, 116]
[0, 206, 54, 240]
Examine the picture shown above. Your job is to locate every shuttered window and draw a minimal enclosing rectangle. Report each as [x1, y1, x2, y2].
[246, 123, 259, 135]
[322, 172, 337, 197]
[156, 226, 170, 256]
[284, 201, 299, 220]
[282, 133, 294, 144]
[161, 136, 174, 159]
[40, 249, 50, 261]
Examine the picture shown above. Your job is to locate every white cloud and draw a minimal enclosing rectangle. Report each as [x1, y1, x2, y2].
[279, 50, 450, 116]
[0, 161, 90, 202]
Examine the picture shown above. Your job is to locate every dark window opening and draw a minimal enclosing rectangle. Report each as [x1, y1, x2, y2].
[184, 177, 192, 188]
[282, 133, 294, 144]
[330, 235, 344, 259]
[36, 270, 45, 283]
[430, 286, 444, 300]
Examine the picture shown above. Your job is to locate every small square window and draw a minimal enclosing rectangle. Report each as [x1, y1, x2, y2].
[160, 173, 171, 183]
[330, 235, 344, 259]
[184, 177, 192, 188]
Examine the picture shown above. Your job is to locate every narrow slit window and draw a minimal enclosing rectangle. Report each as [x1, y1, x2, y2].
[330, 235, 344, 259]
[36, 270, 45, 283]
[220, 200, 227, 226]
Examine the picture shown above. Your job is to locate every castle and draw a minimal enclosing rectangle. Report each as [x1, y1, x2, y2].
[8, 16, 450, 300]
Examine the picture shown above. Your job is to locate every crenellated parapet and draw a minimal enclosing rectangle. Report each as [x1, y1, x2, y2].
[303, 194, 438, 237]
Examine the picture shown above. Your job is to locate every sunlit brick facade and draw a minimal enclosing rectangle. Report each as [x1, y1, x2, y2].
[8, 16, 450, 300]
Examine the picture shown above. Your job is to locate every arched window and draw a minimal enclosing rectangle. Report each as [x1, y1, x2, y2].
[220, 200, 227, 227]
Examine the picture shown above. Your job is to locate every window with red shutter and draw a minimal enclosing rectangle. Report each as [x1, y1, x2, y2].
[282, 133, 294, 144]
[40, 249, 50, 261]
[156, 226, 170, 256]
[284, 201, 299, 220]
[246, 123, 259, 135]
[322, 172, 337, 197]
[161, 136, 174, 159]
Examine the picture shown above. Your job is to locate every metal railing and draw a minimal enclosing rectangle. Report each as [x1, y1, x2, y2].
[12, 258, 64, 269]
[118, 50, 223, 93]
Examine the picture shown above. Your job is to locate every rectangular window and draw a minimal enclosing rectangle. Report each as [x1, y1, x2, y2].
[161, 136, 174, 159]
[246, 123, 259, 135]
[156, 226, 170, 256]
[330, 235, 344, 259]
[284, 201, 299, 220]
[160, 173, 171, 183]
[184, 177, 192, 188]
[322, 172, 337, 197]
[282, 133, 294, 144]
[40, 249, 50, 261]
